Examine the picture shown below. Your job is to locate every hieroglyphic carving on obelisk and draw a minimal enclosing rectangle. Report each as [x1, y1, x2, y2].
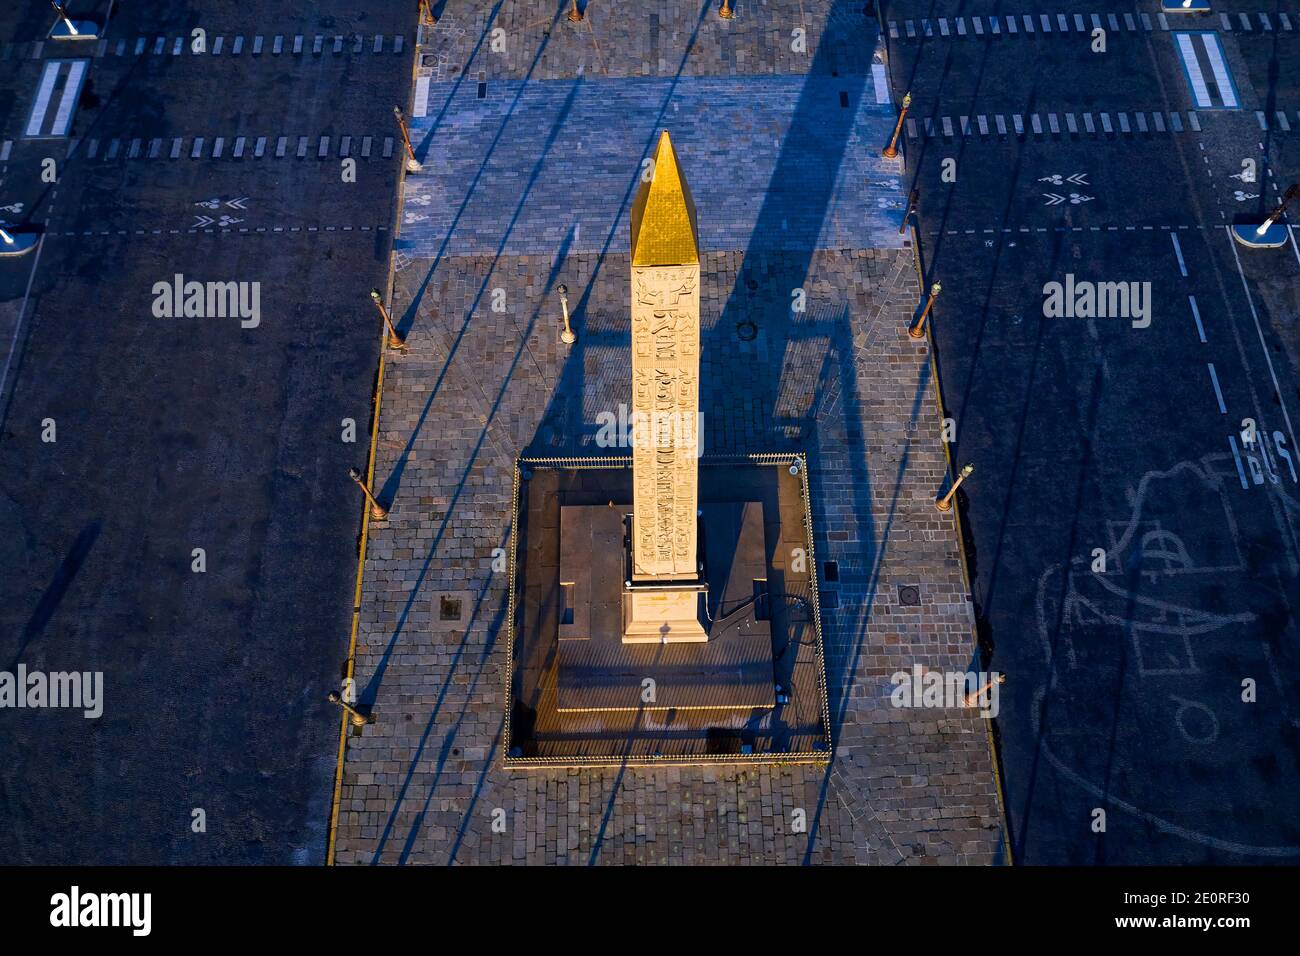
[629, 130, 700, 581]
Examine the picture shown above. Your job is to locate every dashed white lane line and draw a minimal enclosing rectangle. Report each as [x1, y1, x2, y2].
[1171, 232, 1188, 276]
[1188, 294, 1207, 343]
[1207, 362, 1228, 413]
[1226, 226, 1300, 458]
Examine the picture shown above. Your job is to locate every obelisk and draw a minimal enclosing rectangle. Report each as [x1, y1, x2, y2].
[622, 130, 708, 643]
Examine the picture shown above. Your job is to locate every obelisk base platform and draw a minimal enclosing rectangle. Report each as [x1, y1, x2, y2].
[553, 497, 776, 712]
[622, 584, 709, 643]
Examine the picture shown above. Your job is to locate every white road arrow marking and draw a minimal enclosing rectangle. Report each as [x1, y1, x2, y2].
[1043, 193, 1066, 206]
[193, 214, 215, 228]
[1038, 173, 1089, 186]
[225, 197, 248, 210]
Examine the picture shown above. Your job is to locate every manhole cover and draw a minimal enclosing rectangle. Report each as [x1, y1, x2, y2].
[736, 320, 758, 342]
[898, 585, 921, 607]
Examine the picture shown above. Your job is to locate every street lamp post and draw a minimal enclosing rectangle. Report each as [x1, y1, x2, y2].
[0, 224, 37, 258]
[1232, 183, 1299, 249]
[720, 0, 735, 19]
[568, 0, 584, 23]
[936, 463, 973, 512]
[1257, 184, 1300, 236]
[557, 284, 576, 345]
[909, 281, 941, 339]
[882, 92, 911, 159]
[392, 106, 422, 173]
[349, 467, 389, 521]
[48, 0, 97, 40]
[963, 673, 1006, 708]
[328, 691, 374, 727]
[370, 288, 407, 351]
[50, 1, 77, 34]
[419, 0, 437, 26]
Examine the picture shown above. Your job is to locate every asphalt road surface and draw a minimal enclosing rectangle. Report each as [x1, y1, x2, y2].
[0, 1, 411, 863]
[886, 1, 1300, 862]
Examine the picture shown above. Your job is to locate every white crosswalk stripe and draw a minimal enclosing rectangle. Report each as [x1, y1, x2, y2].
[1175, 32, 1239, 109]
[1200, 32, 1239, 107]
[1177, 34, 1214, 107]
[884, 10, 1300, 48]
[25, 59, 88, 138]
[24, 61, 61, 137]
[903, 109, 1225, 140]
[40, 30, 413, 56]
[51, 129, 397, 162]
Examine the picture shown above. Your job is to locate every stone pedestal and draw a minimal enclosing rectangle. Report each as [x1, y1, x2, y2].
[554, 498, 775, 711]
[622, 583, 709, 643]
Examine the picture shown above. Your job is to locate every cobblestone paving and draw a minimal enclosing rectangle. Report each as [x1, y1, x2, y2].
[401, 73, 901, 257]
[417, 0, 879, 83]
[334, 0, 1003, 865]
